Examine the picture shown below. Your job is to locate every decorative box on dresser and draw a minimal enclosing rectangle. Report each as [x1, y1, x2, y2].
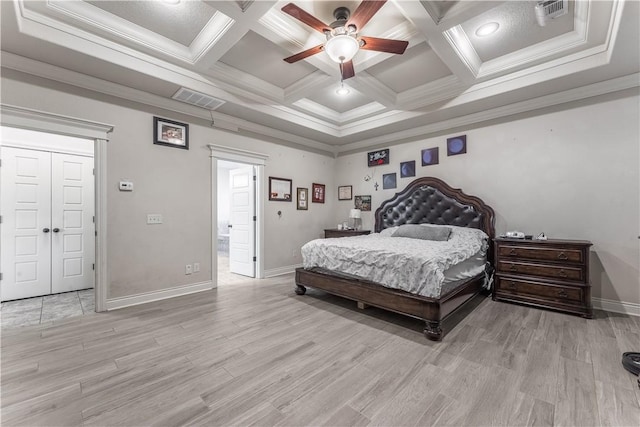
[493, 237, 593, 318]
[324, 229, 371, 238]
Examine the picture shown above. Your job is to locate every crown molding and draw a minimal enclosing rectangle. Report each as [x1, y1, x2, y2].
[1, 53, 336, 156]
[396, 75, 467, 110]
[283, 71, 334, 102]
[0, 104, 114, 140]
[336, 72, 640, 154]
[209, 62, 284, 103]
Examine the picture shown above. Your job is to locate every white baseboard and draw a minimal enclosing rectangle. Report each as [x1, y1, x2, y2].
[264, 264, 302, 278]
[105, 281, 213, 311]
[592, 297, 640, 317]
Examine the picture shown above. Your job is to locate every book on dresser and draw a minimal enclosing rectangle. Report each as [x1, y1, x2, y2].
[493, 237, 593, 318]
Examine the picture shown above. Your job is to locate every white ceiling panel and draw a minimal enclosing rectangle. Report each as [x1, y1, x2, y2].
[219, 31, 317, 89]
[86, 0, 216, 46]
[461, 1, 575, 62]
[366, 42, 452, 93]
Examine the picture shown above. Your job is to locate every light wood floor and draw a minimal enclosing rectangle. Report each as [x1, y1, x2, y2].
[1, 274, 639, 426]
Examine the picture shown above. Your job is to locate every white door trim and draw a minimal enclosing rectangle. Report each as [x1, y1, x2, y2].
[208, 144, 267, 287]
[1, 104, 113, 312]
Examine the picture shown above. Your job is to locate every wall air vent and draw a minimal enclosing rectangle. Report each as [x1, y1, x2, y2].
[172, 88, 225, 110]
[535, 0, 568, 27]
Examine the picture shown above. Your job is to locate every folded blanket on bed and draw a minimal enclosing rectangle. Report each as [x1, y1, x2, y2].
[301, 224, 488, 298]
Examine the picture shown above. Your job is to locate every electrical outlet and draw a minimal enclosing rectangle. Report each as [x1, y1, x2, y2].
[147, 214, 163, 224]
[185, 264, 192, 275]
[193, 262, 200, 273]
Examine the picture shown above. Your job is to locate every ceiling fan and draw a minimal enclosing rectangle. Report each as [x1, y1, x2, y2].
[281, 0, 409, 80]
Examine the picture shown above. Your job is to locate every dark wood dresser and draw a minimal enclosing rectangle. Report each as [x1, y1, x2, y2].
[493, 237, 593, 318]
[324, 229, 371, 238]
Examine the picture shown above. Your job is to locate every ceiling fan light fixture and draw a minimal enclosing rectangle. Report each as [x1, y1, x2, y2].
[475, 22, 500, 37]
[325, 34, 360, 63]
[336, 83, 350, 95]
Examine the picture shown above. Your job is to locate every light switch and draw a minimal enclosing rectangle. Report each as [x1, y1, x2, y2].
[147, 214, 163, 224]
[119, 181, 134, 191]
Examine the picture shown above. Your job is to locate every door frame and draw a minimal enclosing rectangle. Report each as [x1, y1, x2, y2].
[208, 144, 267, 286]
[1, 104, 113, 312]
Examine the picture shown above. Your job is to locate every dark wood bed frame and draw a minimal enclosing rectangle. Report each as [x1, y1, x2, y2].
[294, 177, 495, 341]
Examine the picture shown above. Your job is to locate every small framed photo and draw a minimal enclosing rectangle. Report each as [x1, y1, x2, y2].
[153, 117, 189, 149]
[447, 135, 467, 156]
[297, 187, 308, 210]
[354, 195, 372, 211]
[400, 161, 415, 178]
[269, 177, 292, 201]
[338, 185, 353, 200]
[312, 183, 325, 203]
[421, 147, 439, 166]
[383, 173, 397, 190]
[367, 148, 390, 167]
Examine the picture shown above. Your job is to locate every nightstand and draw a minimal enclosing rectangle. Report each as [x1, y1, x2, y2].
[324, 229, 371, 238]
[493, 237, 593, 318]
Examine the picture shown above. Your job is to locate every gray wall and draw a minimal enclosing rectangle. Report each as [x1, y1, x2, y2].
[1, 73, 336, 299]
[334, 90, 640, 305]
[2, 72, 638, 307]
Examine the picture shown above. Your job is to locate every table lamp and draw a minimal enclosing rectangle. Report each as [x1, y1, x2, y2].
[349, 208, 362, 230]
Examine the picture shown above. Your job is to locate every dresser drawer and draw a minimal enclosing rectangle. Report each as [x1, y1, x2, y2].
[497, 245, 584, 264]
[496, 277, 583, 304]
[497, 260, 584, 282]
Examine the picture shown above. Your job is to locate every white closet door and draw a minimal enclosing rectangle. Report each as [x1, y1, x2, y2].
[51, 153, 94, 293]
[229, 166, 256, 277]
[0, 147, 52, 301]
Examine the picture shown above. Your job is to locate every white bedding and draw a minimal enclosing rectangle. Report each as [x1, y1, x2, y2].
[301, 224, 488, 298]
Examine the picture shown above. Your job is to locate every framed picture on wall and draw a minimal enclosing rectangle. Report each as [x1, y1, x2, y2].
[447, 135, 467, 156]
[421, 147, 439, 166]
[153, 117, 189, 150]
[383, 173, 397, 190]
[400, 160, 415, 178]
[354, 195, 372, 211]
[269, 177, 292, 201]
[338, 185, 352, 200]
[297, 187, 308, 210]
[312, 183, 325, 203]
[367, 148, 390, 167]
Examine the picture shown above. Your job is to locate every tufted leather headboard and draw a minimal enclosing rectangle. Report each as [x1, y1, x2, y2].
[374, 177, 495, 242]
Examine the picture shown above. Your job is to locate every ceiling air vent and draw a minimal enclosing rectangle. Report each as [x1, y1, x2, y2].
[535, 0, 568, 27]
[172, 88, 225, 110]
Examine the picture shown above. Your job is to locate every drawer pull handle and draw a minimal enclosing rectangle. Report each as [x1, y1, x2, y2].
[510, 265, 518, 272]
[509, 248, 517, 255]
[508, 282, 517, 290]
[559, 269, 568, 278]
[558, 289, 568, 298]
[557, 252, 568, 260]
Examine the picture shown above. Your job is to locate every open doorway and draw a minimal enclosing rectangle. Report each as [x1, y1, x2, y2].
[217, 160, 256, 285]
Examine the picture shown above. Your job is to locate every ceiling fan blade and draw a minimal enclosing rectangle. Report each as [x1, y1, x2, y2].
[281, 3, 331, 33]
[283, 45, 324, 63]
[359, 36, 408, 54]
[347, 0, 387, 31]
[341, 60, 355, 80]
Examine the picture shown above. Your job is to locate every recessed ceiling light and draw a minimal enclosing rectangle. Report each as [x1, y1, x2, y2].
[475, 22, 500, 37]
[336, 86, 350, 96]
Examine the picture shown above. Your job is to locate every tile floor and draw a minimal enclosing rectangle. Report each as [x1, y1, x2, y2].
[1, 289, 94, 328]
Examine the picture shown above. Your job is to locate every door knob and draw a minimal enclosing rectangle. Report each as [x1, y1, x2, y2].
[228, 224, 233, 228]
[53, 228, 60, 233]
[43, 228, 50, 233]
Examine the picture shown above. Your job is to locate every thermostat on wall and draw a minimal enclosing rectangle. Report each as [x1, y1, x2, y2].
[119, 181, 134, 191]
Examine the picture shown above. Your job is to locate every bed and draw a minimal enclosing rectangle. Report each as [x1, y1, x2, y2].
[294, 177, 495, 341]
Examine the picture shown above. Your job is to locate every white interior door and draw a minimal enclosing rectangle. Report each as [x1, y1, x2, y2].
[229, 166, 255, 277]
[0, 147, 52, 301]
[51, 153, 94, 293]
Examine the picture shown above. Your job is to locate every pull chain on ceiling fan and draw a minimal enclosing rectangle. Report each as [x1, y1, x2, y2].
[281, 0, 409, 80]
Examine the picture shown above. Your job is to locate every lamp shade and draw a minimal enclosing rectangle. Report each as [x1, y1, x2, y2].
[324, 35, 359, 63]
[349, 208, 361, 219]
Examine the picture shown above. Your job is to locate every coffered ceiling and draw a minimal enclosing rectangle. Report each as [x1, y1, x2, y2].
[1, 0, 638, 156]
